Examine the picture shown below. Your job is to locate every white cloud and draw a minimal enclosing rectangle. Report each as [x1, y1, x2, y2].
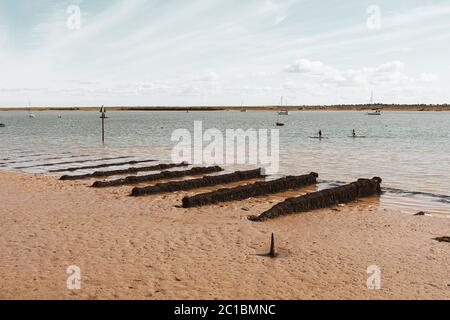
[284, 59, 334, 75]
[258, 0, 291, 25]
[284, 58, 438, 88]
[0, 1, 449, 106]
[280, 57, 446, 104]
[419, 73, 439, 83]
[196, 72, 220, 82]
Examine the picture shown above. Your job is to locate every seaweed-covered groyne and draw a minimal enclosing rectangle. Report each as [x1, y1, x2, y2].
[0, 151, 72, 162]
[182, 172, 319, 208]
[60, 162, 188, 181]
[92, 166, 223, 188]
[52, 159, 156, 173]
[0, 153, 89, 165]
[131, 169, 263, 197]
[15, 156, 130, 169]
[248, 177, 382, 221]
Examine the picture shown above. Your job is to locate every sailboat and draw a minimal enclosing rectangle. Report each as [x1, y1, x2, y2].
[367, 90, 381, 115]
[367, 110, 381, 116]
[278, 97, 289, 115]
[240, 103, 247, 112]
[28, 100, 35, 118]
[276, 96, 286, 126]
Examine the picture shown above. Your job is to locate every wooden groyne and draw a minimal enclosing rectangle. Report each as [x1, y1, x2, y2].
[181, 172, 319, 208]
[0, 151, 72, 162]
[60, 162, 189, 181]
[131, 169, 263, 197]
[14, 156, 130, 169]
[0, 153, 90, 165]
[92, 166, 223, 188]
[53, 158, 156, 173]
[248, 177, 382, 222]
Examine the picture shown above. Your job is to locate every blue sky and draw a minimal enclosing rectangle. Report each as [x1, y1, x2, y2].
[0, 0, 449, 107]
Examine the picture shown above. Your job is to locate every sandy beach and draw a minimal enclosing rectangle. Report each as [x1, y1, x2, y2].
[1, 170, 449, 300]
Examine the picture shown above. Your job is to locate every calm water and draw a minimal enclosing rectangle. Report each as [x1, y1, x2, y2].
[1, 110, 449, 215]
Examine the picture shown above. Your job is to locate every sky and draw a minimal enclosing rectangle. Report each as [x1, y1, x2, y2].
[0, 0, 449, 107]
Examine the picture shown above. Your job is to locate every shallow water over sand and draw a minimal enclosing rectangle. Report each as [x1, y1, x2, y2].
[0, 110, 449, 215]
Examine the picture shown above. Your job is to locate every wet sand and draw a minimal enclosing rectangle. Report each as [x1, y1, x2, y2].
[0, 171, 449, 299]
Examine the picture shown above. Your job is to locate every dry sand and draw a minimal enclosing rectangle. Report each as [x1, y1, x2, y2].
[0, 170, 449, 300]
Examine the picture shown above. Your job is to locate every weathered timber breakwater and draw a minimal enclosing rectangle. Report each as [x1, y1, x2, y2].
[131, 169, 264, 197]
[0, 154, 90, 165]
[0, 152, 72, 162]
[182, 172, 319, 208]
[14, 156, 130, 169]
[248, 177, 382, 221]
[92, 166, 223, 188]
[51, 159, 156, 173]
[59, 162, 187, 180]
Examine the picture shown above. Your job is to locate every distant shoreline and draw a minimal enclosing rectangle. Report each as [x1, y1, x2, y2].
[0, 104, 449, 112]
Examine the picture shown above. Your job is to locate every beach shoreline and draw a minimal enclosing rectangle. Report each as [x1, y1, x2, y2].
[1, 170, 449, 300]
[1, 104, 450, 112]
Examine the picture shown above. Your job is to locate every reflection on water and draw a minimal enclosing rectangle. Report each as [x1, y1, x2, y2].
[0, 110, 449, 215]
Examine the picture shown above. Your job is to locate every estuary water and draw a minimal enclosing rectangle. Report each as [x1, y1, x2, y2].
[1, 110, 449, 215]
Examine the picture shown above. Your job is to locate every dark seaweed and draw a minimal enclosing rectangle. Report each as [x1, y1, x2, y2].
[92, 166, 223, 188]
[249, 177, 382, 222]
[182, 172, 319, 208]
[131, 169, 263, 197]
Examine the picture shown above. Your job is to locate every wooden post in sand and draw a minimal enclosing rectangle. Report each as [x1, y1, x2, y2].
[269, 233, 276, 258]
[100, 105, 106, 144]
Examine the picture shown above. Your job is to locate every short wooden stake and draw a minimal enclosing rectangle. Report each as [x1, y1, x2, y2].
[269, 233, 276, 258]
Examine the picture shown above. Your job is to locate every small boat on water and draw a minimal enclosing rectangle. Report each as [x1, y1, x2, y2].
[366, 90, 381, 115]
[275, 96, 288, 125]
[27, 100, 35, 118]
[0, 123, 5, 127]
[367, 109, 381, 116]
[350, 129, 366, 138]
